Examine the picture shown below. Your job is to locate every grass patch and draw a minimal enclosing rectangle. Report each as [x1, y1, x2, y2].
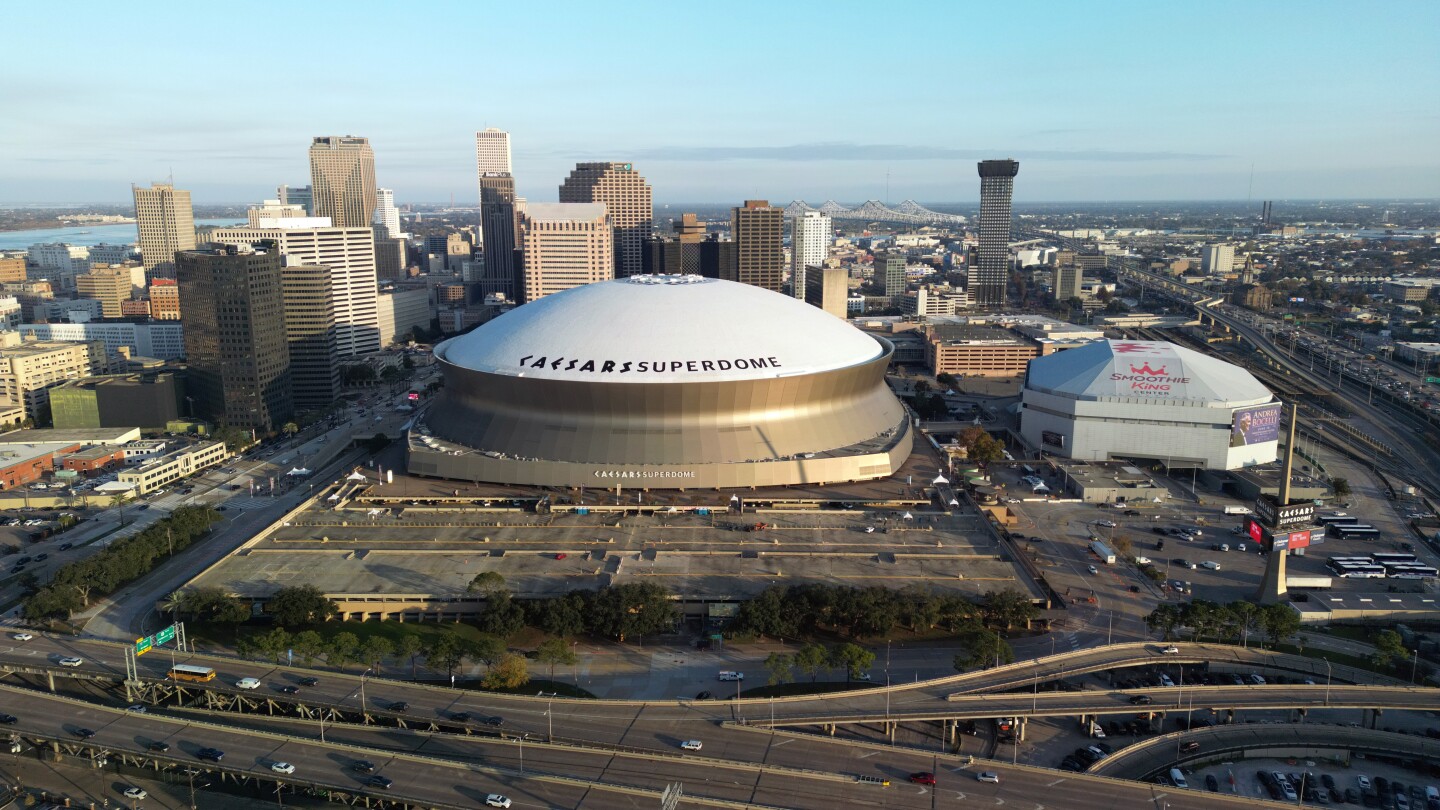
[1270, 641, 1406, 681]
[444, 678, 595, 699]
[738, 680, 880, 698]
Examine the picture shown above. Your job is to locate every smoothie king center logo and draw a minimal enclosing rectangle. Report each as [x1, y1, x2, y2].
[1108, 343, 1188, 394]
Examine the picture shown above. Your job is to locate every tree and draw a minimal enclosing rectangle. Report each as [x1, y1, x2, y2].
[468, 634, 507, 670]
[359, 636, 394, 672]
[482, 653, 529, 690]
[477, 591, 526, 638]
[1110, 534, 1133, 557]
[327, 632, 361, 671]
[983, 589, 1038, 631]
[424, 634, 466, 679]
[585, 582, 676, 641]
[1370, 630, 1408, 670]
[1330, 477, 1351, 499]
[793, 643, 829, 682]
[467, 571, 507, 596]
[265, 585, 337, 628]
[936, 373, 958, 388]
[254, 628, 292, 663]
[1145, 604, 1182, 640]
[764, 652, 794, 686]
[956, 628, 1013, 670]
[395, 631, 424, 679]
[913, 380, 932, 394]
[1258, 602, 1301, 648]
[109, 490, 131, 527]
[827, 642, 876, 680]
[526, 594, 587, 638]
[292, 630, 326, 666]
[281, 422, 299, 439]
[732, 586, 797, 640]
[535, 637, 578, 681]
[214, 425, 253, 453]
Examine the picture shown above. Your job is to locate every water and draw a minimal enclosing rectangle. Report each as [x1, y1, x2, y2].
[0, 219, 244, 250]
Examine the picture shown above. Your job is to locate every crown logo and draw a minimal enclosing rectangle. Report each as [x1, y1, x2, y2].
[1131, 363, 1167, 375]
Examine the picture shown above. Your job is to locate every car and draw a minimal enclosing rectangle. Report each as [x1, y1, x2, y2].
[137, 505, 150, 510]
[680, 740, 703, 751]
[1130, 695, 1153, 705]
[298, 676, 319, 687]
[34, 553, 47, 561]
[977, 772, 1000, 784]
[1181, 741, 1201, 753]
[1124, 509, 1141, 516]
[694, 691, 713, 700]
[1206, 774, 1219, 792]
[58, 657, 83, 667]
[909, 772, 937, 785]
[270, 761, 295, 774]
[1093, 742, 1113, 754]
[1096, 519, 1117, 528]
[366, 775, 393, 790]
[352, 760, 376, 774]
[1201, 561, 1221, 570]
[389, 701, 409, 711]
[449, 711, 471, 722]
[480, 715, 504, 727]
[196, 747, 224, 762]
[0, 714, 16, 724]
[277, 685, 299, 694]
[1087, 565, 1099, 575]
[1175, 559, 1196, 570]
[148, 741, 170, 752]
[235, 677, 261, 689]
[484, 796, 512, 809]
[126, 704, 146, 713]
[1162, 645, 1180, 654]
[11, 633, 32, 641]
[73, 727, 96, 739]
[123, 787, 148, 800]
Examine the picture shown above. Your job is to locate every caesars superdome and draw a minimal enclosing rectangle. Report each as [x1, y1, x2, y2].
[408, 275, 913, 488]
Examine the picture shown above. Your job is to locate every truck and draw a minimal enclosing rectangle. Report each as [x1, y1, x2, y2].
[1089, 540, 1117, 565]
[1224, 506, 1252, 515]
[1284, 576, 1333, 589]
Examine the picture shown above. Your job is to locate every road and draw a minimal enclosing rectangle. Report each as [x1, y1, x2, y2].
[0, 682, 1296, 810]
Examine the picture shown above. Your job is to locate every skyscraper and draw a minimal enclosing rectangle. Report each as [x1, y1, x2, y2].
[1201, 244, 1235, 275]
[309, 136, 377, 228]
[210, 223, 380, 357]
[374, 188, 401, 239]
[876, 251, 907, 300]
[558, 163, 652, 277]
[280, 264, 340, 409]
[790, 211, 832, 299]
[973, 159, 1019, 307]
[475, 128, 512, 175]
[176, 244, 292, 431]
[728, 200, 784, 293]
[277, 184, 313, 215]
[804, 265, 849, 320]
[1054, 263, 1083, 302]
[476, 129, 519, 302]
[132, 182, 196, 278]
[519, 203, 613, 302]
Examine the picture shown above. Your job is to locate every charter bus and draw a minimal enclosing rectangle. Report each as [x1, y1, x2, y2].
[1390, 567, 1439, 580]
[167, 664, 216, 682]
[1331, 524, 1381, 540]
[1371, 552, 1419, 565]
[1316, 514, 1359, 527]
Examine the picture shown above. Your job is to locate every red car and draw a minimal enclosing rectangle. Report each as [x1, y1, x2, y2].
[909, 772, 937, 785]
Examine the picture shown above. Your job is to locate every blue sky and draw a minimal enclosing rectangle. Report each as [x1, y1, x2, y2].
[2, 0, 1437, 204]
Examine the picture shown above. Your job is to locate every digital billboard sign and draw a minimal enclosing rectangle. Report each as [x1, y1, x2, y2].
[1230, 403, 1282, 447]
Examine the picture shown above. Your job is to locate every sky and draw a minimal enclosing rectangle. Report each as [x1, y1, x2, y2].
[2, 0, 1438, 205]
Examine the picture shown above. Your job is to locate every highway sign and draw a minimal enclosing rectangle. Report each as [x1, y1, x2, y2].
[155, 625, 176, 645]
[134, 636, 153, 656]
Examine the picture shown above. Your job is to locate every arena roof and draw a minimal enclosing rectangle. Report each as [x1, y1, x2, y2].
[1025, 340, 1272, 406]
[438, 275, 886, 383]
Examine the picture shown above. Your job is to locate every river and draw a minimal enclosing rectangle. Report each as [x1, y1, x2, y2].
[0, 219, 244, 250]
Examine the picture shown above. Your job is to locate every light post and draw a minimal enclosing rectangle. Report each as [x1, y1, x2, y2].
[547, 701, 553, 742]
[359, 668, 373, 714]
[1324, 659, 1332, 706]
[518, 734, 524, 775]
[1411, 648, 1419, 685]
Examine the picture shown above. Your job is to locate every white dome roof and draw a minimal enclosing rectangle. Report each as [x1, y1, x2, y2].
[1025, 340, 1273, 406]
[438, 275, 885, 383]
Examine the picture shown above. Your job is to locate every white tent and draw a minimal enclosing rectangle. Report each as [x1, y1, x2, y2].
[902, 512, 913, 520]
[346, 470, 367, 481]
[286, 467, 312, 477]
[933, 473, 950, 485]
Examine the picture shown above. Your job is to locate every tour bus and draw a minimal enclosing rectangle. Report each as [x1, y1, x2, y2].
[168, 664, 217, 682]
[1316, 514, 1359, 527]
[1370, 552, 1419, 565]
[1389, 565, 1438, 580]
[1331, 524, 1381, 540]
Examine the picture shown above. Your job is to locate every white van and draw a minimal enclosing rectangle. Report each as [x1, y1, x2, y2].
[1169, 768, 1188, 789]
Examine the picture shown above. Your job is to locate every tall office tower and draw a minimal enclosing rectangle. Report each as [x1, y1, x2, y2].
[247, 199, 308, 227]
[1201, 243, 1235, 275]
[210, 223, 379, 357]
[76, 265, 145, 319]
[309, 136, 377, 228]
[479, 174, 518, 298]
[374, 188, 401, 239]
[876, 251, 907, 299]
[1054, 263, 1083, 302]
[374, 233, 407, 280]
[728, 200, 784, 292]
[280, 264, 340, 408]
[558, 163, 652, 277]
[973, 159, 1019, 307]
[519, 203, 613, 302]
[278, 184, 313, 215]
[132, 182, 196, 278]
[1261, 200, 1273, 226]
[804, 265, 849, 320]
[176, 244, 293, 431]
[475, 128, 512, 175]
[791, 211, 832, 299]
[674, 213, 704, 243]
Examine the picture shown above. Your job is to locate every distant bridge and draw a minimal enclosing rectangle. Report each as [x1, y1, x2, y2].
[785, 199, 968, 226]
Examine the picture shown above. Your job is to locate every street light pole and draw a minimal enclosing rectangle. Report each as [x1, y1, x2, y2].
[1324, 659, 1332, 706]
[359, 668, 373, 714]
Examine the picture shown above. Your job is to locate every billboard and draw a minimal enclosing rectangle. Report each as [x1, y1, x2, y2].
[1272, 529, 1311, 552]
[1247, 517, 1265, 544]
[1230, 403, 1282, 447]
[1041, 430, 1065, 448]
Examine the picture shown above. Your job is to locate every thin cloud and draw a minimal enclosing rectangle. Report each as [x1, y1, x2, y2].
[606, 143, 1227, 162]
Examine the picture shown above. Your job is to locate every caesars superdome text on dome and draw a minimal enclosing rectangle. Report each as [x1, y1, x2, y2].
[516, 354, 783, 375]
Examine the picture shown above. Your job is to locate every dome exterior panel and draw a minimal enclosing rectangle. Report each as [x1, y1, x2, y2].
[1025, 340, 1272, 406]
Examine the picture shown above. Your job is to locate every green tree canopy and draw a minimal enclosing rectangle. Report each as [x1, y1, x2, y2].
[265, 585, 338, 628]
[535, 637, 578, 681]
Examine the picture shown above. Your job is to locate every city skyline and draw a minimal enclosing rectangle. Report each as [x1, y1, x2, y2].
[2, 1, 1437, 204]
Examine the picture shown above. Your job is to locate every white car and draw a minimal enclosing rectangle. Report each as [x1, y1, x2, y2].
[484, 796, 512, 809]
[11, 633, 33, 641]
[1096, 519, 1117, 528]
[270, 761, 295, 774]
[680, 740, 703, 751]
[123, 787, 148, 800]
[58, 657, 83, 667]
[1356, 776, 1372, 791]
[1162, 645, 1180, 655]
[1087, 565, 1099, 575]
[977, 772, 1000, 783]
[235, 677, 261, 689]
[1201, 561, 1221, 570]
